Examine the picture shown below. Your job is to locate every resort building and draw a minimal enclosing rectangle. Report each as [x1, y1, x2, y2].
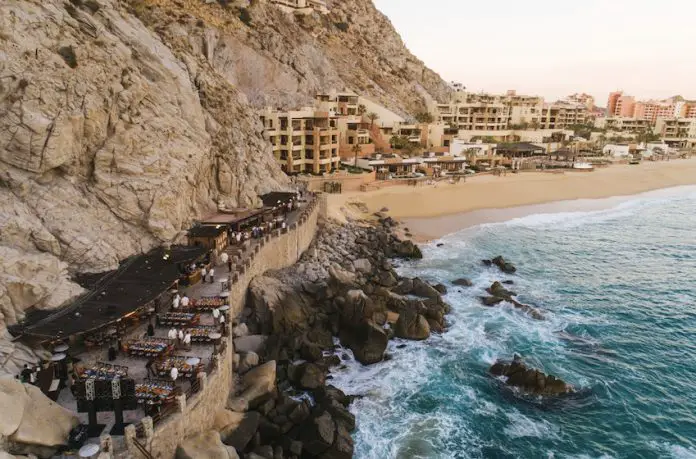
[355, 152, 467, 179]
[594, 117, 652, 134]
[268, 0, 329, 14]
[261, 107, 341, 174]
[565, 93, 596, 110]
[654, 118, 696, 148]
[607, 92, 636, 118]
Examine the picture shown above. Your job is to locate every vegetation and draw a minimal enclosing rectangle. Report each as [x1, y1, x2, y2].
[357, 104, 367, 116]
[58, 46, 78, 69]
[366, 112, 379, 128]
[335, 22, 349, 32]
[390, 135, 410, 150]
[414, 112, 434, 123]
[239, 7, 252, 26]
[351, 143, 361, 168]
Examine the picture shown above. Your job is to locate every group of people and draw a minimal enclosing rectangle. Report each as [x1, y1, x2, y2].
[199, 266, 216, 284]
[18, 364, 39, 384]
[167, 327, 192, 350]
[171, 292, 190, 309]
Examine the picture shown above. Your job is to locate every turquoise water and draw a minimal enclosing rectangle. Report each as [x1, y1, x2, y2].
[330, 186, 696, 459]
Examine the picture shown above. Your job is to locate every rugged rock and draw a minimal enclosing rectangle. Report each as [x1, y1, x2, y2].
[300, 412, 336, 456]
[176, 430, 239, 459]
[228, 361, 277, 412]
[490, 356, 574, 396]
[487, 281, 517, 300]
[234, 335, 268, 355]
[483, 256, 517, 274]
[452, 278, 473, 287]
[219, 411, 261, 451]
[339, 320, 388, 365]
[246, 277, 314, 336]
[411, 278, 441, 299]
[238, 351, 260, 374]
[394, 307, 430, 340]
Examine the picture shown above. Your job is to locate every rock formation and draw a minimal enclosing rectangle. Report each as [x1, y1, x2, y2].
[490, 355, 575, 396]
[480, 281, 545, 320]
[0, 0, 449, 375]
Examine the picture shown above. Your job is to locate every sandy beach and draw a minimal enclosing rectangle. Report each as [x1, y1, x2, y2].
[328, 157, 696, 240]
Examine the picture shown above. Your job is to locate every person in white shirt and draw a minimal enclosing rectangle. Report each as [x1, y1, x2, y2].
[183, 331, 192, 350]
[172, 293, 180, 310]
[219, 313, 226, 334]
[236, 233, 242, 244]
[200, 267, 207, 283]
[212, 307, 220, 325]
[220, 252, 229, 264]
[168, 327, 176, 340]
[170, 366, 178, 385]
[281, 221, 286, 230]
[208, 268, 215, 284]
[181, 295, 190, 307]
[178, 329, 184, 348]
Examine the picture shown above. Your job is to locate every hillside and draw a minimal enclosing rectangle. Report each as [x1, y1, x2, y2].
[0, 0, 449, 373]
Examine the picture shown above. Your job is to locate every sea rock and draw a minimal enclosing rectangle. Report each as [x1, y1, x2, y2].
[234, 335, 268, 354]
[233, 323, 249, 338]
[452, 278, 473, 287]
[246, 276, 314, 335]
[389, 240, 423, 259]
[297, 363, 326, 390]
[491, 256, 517, 274]
[238, 351, 260, 374]
[339, 320, 387, 365]
[338, 290, 374, 327]
[228, 361, 277, 412]
[411, 278, 441, 299]
[219, 412, 261, 451]
[433, 283, 448, 295]
[490, 356, 574, 396]
[300, 412, 336, 456]
[487, 281, 517, 300]
[394, 307, 430, 340]
[480, 296, 504, 307]
[176, 430, 239, 459]
[352, 258, 372, 274]
[391, 278, 414, 295]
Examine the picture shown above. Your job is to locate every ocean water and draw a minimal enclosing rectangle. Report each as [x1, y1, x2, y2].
[330, 186, 696, 459]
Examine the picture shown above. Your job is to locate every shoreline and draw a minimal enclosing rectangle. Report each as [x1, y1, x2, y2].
[403, 184, 696, 241]
[328, 158, 696, 238]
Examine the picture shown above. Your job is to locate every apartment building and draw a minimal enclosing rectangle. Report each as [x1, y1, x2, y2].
[539, 102, 588, 129]
[607, 92, 636, 117]
[595, 117, 651, 134]
[315, 91, 360, 116]
[566, 93, 595, 110]
[261, 107, 341, 174]
[654, 118, 696, 148]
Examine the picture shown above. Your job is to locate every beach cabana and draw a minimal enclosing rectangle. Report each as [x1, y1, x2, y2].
[496, 142, 545, 159]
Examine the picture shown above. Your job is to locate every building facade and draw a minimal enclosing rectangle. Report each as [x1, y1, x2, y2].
[261, 108, 341, 174]
[269, 0, 329, 14]
[654, 118, 696, 148]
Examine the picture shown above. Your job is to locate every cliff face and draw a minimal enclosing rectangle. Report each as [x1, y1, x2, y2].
[0, 0, 448, 373]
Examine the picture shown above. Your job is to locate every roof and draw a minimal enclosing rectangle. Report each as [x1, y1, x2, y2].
[10, 245, 208, 340]
[188, 225, 227, 238]
[497, 142, 545, 152]
[201, 209, 268, 226]
[261, 192, 297, 207]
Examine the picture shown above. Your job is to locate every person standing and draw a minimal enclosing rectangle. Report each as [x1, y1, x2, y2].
[170, 366, 179, 387]
[167, 327, 176, 341]
[209, 268, 215, 284]
[184, 331, 192, 351]
[236, 232, 241, 244]
[172, 293, 180, 310]
[200, 266, 207, 284]
[212, 307, 220, 325]
[181, 295, 190, 308]
[220, 252, 229, 269]
[177, 328, 184, 349]
[147, 321, 155, 337]
[219, 313, 226, 334]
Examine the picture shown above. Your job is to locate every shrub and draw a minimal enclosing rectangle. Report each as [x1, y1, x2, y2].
[58, 46, 78, 68]
[335, 22, 349, 32]
[239, 7, 252, 26]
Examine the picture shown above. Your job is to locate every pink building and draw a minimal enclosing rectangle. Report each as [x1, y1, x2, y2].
[606, 91, 635, 117]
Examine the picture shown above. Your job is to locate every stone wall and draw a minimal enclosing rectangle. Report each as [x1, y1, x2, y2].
[125, 195, 323, 459]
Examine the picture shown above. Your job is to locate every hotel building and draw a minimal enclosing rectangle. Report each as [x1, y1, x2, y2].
[261, 107, 341, 174]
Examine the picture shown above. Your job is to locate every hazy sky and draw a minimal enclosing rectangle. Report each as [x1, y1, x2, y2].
[373, 0, 696, 103]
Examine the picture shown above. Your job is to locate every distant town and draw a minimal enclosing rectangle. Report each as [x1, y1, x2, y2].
[261, 84, 696, 189]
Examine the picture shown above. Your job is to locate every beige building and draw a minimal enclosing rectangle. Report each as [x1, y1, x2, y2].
[654, 118, 696, 148]
[269, 0, 329, 14]
[595, 117, 651, 134]
[261, 107, 340, 174]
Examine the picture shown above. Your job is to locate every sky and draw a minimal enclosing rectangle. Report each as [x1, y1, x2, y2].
[373, 0, 696, 104]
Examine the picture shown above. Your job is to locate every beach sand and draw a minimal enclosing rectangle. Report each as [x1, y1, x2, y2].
[328, 157, 696, 240]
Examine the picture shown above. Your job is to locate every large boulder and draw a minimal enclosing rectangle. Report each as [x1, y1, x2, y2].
[338, 290, 374, 327]
[339, 320, 388, 365]
[452, 278, 473, 287]
[246, 276, 314, 336]
[228, 361, 277, 412]
[290, 362, 326, 390]
[352, 258, 371, 274]
[389, 240, 423, 259]
[1, 380, 78, 457]
[219, 411, 261, 451]
[487, 281, 516, 300]
[234, 335, 267, 355]
[176, 430, 239, 459]
[300, 412, 335, 456]
[394, 307, 430, 340]
[483, 256, 517, 274]
[411, 278, 441, 299]
[490, 356, 574, 396]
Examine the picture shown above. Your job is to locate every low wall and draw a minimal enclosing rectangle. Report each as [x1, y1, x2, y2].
[125, 195, 323, 459]
[299, 171, 376, 192]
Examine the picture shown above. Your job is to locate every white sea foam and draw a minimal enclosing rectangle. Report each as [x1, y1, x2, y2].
[503, 409, 560, 439]
[649, 441, 696, 459]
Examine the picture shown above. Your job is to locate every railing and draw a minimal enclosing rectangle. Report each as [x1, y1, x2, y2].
[132, 438, 153, 459]
[151, 401, 179, 427]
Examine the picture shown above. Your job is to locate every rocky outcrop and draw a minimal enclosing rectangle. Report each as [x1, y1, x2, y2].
[483, 256, 517, 274]
[480, 281, 544, 320]
[176, 430, 239, 459]
[490, 356, 574, 396]
[0, 379, 79, 458]
[228, 361, 277, 412]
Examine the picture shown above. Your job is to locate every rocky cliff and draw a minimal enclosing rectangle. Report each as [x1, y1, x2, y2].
[0, 0, 448, 374]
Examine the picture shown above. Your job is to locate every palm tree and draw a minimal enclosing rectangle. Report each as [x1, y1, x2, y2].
[367, 112, 379, 128]
[351, 143, 361, 168]
[358, 104, 367, 117]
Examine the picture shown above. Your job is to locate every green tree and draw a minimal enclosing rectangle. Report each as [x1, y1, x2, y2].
[358, 104, 367, 116]
[367, 112, 379, 128]
[390, 135, 410, 150]
[414, 112, 434, 123]
[351, 143, 362, 168]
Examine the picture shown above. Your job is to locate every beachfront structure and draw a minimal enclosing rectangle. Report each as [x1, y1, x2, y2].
[603, 144, 634, 158]
[456, 128, 573, 144]
[261, 107, 341, 174]
[594, 117, 652, 134]
[654, 118, 696, 148]
[355, 152, 468, 179]
[268, 0, 329, 14]
[496, 142, 545, 159]
[606, 92, 696, 125]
